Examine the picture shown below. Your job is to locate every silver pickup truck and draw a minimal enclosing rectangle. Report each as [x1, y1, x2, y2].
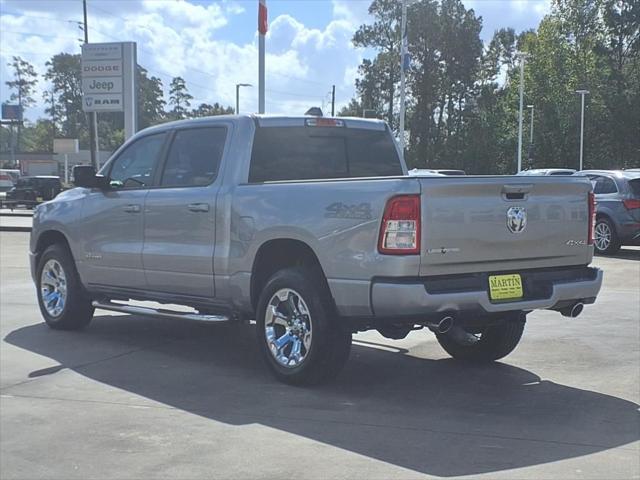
[30, 115, 603, 384]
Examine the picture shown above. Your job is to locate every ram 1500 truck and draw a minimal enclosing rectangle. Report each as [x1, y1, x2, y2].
[30, 115, 603, 384]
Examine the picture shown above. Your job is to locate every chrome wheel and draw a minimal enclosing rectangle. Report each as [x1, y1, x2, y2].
[40, 259, 67, 317]
[264, 288, 312, 368]
[594, 221, 611, 251]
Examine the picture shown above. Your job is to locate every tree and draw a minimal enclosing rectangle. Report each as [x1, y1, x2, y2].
[138, 66, 166, 129]
[21, 119, 56, 152]
[44, 53, 86, 143]
[352, 0, 403, 129]
[168, 76, 193, 119]
[406, 0, 483, 168]
[190, 102, 233, 117]
[5, 56, 39, 151]
[338, 98, 364, 117]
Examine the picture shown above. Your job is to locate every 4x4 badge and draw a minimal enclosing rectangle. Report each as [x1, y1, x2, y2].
[507, 207, 527, 233]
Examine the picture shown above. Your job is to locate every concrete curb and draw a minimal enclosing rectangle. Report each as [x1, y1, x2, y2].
[0, 226, 31, 232]
[0, 213, 33, 218]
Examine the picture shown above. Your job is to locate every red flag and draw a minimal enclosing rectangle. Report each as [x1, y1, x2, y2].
[258, 0, 268, 35]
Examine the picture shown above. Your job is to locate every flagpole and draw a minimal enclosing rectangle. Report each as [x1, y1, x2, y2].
[258, 0, 267, 114]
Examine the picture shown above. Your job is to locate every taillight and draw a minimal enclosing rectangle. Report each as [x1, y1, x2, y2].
[623, 199, 640, 210]
[378, 195, 421, 254]
[588, 191, 596, 245]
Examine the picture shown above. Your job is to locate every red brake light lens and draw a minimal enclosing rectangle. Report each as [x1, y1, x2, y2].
[623, 199, 640, 210]
[588, 191, 596, 245]
[378, 195, 421, 255]
[305, 118, 345, 127]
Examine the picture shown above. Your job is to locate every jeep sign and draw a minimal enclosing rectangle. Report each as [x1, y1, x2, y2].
[82, 77, 123, 94]
[81, 42, 137, 139]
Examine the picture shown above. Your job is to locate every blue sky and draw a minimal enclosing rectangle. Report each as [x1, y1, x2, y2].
[0, 0, 550, 121]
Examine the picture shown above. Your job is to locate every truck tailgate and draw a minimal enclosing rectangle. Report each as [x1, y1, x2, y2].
[418, 176, 593, 276]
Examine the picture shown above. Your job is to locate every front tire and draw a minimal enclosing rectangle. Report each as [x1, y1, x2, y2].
[256, 267, 351, 385]
[37, 244, 94, 330]
[594, 217, 621, 255]
[436, 312, 526, 362]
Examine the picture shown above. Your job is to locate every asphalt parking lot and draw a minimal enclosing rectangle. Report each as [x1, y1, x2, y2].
[1, 231, 638, 480]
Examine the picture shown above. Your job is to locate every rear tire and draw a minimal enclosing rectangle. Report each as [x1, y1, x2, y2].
[436, 312, 526, 362]
[594, 217, 621, 255]
[256, 267, 351, 385]
[37, 244, 94, 330]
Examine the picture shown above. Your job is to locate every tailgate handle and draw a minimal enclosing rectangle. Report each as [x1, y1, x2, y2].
[502, 184, 532, 201]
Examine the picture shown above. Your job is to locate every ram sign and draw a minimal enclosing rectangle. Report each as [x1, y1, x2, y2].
[81, 42, 137, 138]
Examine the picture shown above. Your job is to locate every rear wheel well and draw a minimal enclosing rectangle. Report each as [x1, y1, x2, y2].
[250, 239, 331, 311]
[35, 230, 71, 266]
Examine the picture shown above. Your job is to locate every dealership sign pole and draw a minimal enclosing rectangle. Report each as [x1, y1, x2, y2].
[81, 42, 137, 166]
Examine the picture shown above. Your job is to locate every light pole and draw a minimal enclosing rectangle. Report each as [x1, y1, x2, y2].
[527, 104, 534, 144]
[576, 89, 589, 171]
[516, 52, 529, 173]
[527, 104, 534, 168]
[399, 0, 408, 156]
[236, 83, 252, 114]
[398, 0, 418, 157]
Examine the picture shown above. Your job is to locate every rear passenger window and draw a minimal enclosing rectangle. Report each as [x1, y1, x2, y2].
[161, 127, 226, 187]
[594, 176, 617, 194]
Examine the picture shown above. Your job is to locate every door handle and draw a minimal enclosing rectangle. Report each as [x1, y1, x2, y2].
[123, 204, 141, 213]
[187, 203, 210, 212]
[502, 184, 533, 194]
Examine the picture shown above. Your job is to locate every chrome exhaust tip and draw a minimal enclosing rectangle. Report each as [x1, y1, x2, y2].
[428, 315, 453, 334]
[561, 302, 584, 318]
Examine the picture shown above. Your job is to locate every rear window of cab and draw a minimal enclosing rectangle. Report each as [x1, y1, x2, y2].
[248, 126, 402, 182]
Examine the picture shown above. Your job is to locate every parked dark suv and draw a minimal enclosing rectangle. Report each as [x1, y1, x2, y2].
[574, 170, 640, 254]
[5, 176, 62, 207]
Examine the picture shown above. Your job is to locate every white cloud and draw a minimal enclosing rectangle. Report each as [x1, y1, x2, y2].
[332, 0, 371, 27]
[1, 0, 362, 120]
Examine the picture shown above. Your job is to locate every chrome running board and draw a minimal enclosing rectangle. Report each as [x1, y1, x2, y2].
[92, 300, 229, 323]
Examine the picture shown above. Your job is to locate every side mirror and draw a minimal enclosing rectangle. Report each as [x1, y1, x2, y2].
[73, 165, 110, 189]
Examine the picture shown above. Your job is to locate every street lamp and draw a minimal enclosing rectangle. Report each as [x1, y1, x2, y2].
[398, 0, 419, 158]
[576, 89, 589, 171]
[236, 83, 252, 115]
[527, 105, 534, 144]
[526, 104, 534, 169]
[516, 52, 529, 173]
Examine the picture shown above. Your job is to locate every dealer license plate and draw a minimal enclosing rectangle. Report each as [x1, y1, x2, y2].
[488, 274, 523, 301]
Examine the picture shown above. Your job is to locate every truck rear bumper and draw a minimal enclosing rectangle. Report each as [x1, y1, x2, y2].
[371, 266, 603, 317]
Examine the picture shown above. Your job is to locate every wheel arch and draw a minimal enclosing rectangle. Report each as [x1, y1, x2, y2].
[595, 212, 618, 234]
[34, 230, 72, 267]
[250, 238, 332, 312]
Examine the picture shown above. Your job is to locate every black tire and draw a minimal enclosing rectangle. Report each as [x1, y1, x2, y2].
[256, 267, 351, 385]
[36, 243, 94, 330]
[436, 312, 526, 362]
[594, 217, 621, 255]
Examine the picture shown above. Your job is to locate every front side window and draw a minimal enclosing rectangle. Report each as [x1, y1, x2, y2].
[108, 133, 166, 188]
[160, 127, 227, 187]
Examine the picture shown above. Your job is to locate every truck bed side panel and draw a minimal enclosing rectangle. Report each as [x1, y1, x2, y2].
[223, 178, 421, 315]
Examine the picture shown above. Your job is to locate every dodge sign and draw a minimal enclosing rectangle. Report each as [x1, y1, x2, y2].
[81, 41, 137, 138]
